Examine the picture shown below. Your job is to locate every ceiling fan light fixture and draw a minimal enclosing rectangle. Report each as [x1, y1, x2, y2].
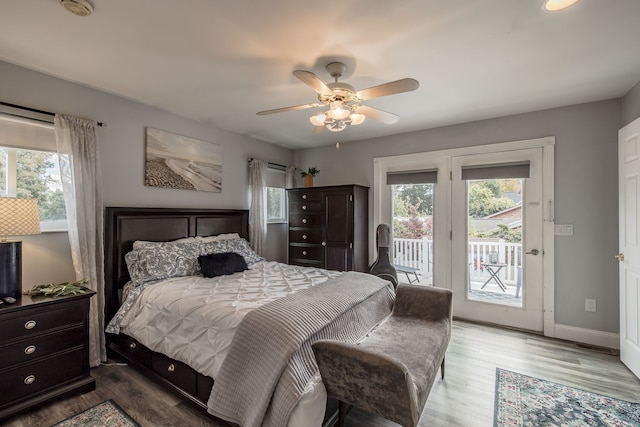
[310, 114, 326, 126]
[543, 0, 580, 11]
[326, 121, 347, 132]
[327, 101, 350, 120]
[60, 0, 94, 17]
[349, 113, 366, 126]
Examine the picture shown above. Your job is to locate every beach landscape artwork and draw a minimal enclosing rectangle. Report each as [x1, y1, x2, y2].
[145, 127, 222, 192]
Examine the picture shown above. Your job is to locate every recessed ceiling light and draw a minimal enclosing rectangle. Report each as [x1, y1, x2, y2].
[60, 0, 94, 17]
[543, 0, 580, 12]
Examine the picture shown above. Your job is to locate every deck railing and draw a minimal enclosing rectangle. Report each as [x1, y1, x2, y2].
[393, 237, 522, 286]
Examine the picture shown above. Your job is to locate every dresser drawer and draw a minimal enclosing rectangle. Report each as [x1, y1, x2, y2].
[288, 191, 322, 203]
[0, 349, 84, 406]
[289, 201, 321, 214]
[0, 304, 84, 343]
[289, 228, 322, 244]
[152, 352, 197, 395]
[289, 213, 322, 228]
[0, 326, 83, 369]
[289, 245, 324, 263]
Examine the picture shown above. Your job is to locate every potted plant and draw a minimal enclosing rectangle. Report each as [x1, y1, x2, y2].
[300, 166, 320, 187]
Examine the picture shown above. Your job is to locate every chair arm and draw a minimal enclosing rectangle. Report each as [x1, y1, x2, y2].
[393, 284, 453, 322]
[312, 339, 418, 424]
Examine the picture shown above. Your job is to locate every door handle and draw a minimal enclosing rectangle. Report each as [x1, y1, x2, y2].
[525, 249, 539, 255]
[615, 253, 625, 261]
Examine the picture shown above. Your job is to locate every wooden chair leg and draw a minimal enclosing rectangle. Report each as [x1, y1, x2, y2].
[339, 401, 348, 427]
[441, 356, 445, 380]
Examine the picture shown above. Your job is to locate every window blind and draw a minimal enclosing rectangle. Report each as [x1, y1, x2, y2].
[461, 161, 530, 180]
[387, 169, 438, 185]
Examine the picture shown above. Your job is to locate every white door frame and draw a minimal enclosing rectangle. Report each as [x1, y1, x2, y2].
[373, 136, 556, 336]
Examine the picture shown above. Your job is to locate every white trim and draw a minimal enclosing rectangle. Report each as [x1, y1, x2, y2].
[373, 136, 556, 336]
[554, 323, 620, 350]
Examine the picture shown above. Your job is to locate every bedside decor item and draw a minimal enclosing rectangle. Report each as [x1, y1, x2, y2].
[494, 368, 640, 426]
[24, 279, 88, 297]
[145, 127, 222, 192]
[0, 197, 41, 299]
[299, 166, 320, 187]
[51, 400, 139, 427]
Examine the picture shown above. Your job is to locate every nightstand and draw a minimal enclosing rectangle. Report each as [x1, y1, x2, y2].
[0, 289, 96, 420]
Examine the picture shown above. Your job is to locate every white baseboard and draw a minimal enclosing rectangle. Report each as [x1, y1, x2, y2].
[553, 323, 620, 350]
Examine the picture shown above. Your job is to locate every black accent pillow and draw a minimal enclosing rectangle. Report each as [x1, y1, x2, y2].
[198, 252, 248, 278]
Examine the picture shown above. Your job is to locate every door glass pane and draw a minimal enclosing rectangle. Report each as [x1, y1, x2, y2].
[467, 178, 523, 307]
[391, 183, 434, 285]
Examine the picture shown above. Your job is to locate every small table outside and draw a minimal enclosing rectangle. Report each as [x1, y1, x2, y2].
[481, 263, 507, 292]
[393, 264, 421, 284]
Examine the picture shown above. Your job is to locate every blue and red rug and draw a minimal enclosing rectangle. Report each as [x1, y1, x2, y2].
[494, 368, 640, 426]
[51, 400, 139, 427]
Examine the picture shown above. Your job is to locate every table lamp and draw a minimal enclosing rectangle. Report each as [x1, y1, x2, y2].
[0, 197, 41, 299]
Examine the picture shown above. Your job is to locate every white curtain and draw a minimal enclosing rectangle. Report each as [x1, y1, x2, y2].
[249, 159, 268, 256]
[55, 114, 105, 367]
[286, 166, 297, 189]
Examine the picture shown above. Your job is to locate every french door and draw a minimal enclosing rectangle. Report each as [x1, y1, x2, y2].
[451, 148, 545, 331]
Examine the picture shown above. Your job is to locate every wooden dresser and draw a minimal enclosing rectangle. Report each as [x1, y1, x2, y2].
[0, 290, 96, 421]
[288, 184, 369, 272]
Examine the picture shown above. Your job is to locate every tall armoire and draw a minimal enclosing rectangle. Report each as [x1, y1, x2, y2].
[287, 184, 369, 272]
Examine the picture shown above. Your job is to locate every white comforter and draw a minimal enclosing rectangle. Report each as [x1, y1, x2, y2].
[106, 261, 343, 426]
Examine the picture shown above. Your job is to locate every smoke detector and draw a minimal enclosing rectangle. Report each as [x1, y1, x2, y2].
[60, 0, 94, 17]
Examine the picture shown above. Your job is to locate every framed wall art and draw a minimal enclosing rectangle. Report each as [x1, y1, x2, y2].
[145, 127, 222, 192]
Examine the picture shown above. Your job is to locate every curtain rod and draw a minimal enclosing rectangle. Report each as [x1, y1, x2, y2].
[247, 157, 289, 170]
[0, 101, 104, 127]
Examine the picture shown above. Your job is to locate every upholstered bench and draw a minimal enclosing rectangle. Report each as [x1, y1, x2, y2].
[312, 284, 453, 427]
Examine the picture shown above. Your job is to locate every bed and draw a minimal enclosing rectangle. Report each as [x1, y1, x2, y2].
[103, 207, 395, 427]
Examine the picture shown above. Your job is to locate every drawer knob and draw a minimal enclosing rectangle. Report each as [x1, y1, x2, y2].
[322, 242, 326, 247]
[302, 251, 308, 256]
[302, 205, 307, 210]
[24, 345, 37, 355]
[129, 342, 137, 349]
[24, 320, 37, 330]
[168, 364, 175, 372]
[24, 375, 36, 385]
[302, 194, 307, 199]
[302, 234, 307, 240]
[302, 218, 307, 224]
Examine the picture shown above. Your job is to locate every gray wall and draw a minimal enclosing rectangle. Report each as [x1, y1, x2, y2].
[0, 60, 293, 289]
[295, 100, 621, 334]
[623, 80, 640, 126]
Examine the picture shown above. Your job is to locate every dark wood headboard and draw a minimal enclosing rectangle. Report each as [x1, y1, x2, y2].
[104, 207, 249, 322]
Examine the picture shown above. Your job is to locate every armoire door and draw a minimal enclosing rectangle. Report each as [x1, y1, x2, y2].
[324, 190, 353, 271]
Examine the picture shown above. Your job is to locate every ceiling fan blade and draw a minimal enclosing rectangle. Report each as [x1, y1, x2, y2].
[356, 78, 419, 101]
[256, 103, 322, 115]
[292, 70, 333, 97]
[355, 105, 400, 124]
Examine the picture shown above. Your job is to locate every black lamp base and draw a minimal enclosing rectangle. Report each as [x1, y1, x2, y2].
[0, 241, 22, 299]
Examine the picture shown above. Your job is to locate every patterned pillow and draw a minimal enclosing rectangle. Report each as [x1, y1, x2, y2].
[200, 238, 265, 265]
[132, 236, 197, 250]
[125, 241, 203, 286]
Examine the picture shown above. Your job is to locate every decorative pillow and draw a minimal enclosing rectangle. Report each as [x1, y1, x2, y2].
[132, 236, 197, 250]
[125, 241, 202, 286]
[200, 238, 265, 265]
[198, 252, 248, 278]
[196, 233, 240, 243]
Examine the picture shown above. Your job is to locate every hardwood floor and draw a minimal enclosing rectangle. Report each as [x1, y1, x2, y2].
[3, 320, 639, 427]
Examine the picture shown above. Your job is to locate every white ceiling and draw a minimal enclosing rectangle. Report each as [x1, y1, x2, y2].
[1, 0, 639, 149]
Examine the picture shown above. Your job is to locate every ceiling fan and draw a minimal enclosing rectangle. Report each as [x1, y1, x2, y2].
[257, 62, 419, 133]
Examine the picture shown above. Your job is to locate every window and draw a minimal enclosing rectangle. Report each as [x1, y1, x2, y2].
[267, 187, 287, 223]
[0, 115, 67, 231]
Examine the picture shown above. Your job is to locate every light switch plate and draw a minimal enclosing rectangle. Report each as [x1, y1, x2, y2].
[554, 224, 574, 236]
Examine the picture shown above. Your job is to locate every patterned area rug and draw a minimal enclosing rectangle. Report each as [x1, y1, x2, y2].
[51, 400, 140, 427]
[494, 368, 640, 426]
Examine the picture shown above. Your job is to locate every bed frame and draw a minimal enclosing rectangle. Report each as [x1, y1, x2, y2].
[103, 207, 338, 426]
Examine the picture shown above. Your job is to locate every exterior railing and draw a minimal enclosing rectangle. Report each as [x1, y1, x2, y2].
[393, 237, 522, 286]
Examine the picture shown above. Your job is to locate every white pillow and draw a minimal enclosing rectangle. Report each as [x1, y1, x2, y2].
[132, 236, 197, 250]
[196, 233, 240, 243]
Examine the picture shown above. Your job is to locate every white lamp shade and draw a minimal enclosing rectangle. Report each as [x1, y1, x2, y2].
[349, 113, 366, 125]
[543, 0, 579, 11]
[310, 113, 327, 126]
[327, 101, 350, 120]
[0, 198, 41, 239]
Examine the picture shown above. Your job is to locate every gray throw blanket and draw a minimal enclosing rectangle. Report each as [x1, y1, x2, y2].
[207, 271, 395, 427]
